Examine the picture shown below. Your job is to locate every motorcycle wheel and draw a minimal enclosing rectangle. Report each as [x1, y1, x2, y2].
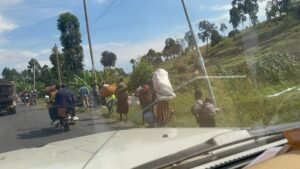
[63, 120, 70, 132]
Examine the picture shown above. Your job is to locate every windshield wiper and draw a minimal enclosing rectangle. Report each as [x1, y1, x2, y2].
[134, 122, 300, 169]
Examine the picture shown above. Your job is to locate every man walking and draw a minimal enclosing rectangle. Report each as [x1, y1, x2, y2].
[79, 84, 90, 108]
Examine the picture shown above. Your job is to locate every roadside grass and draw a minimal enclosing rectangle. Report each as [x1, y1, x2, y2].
[96, 14, 300, 128]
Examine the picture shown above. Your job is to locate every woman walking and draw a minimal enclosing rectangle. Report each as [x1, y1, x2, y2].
[116, 83, 129, 121]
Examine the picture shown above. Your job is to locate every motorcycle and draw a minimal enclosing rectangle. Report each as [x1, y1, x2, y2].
[56, 107, 77, 132]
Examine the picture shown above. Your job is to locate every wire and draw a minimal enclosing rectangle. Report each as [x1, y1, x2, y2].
[91, 0, 118, 26]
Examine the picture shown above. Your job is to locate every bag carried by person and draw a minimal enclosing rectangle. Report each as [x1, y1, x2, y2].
[201, 102, 216, 116]
[144, 111, 155, 125]
[101, 84, 116, 97]
[152, 69, 176, 101]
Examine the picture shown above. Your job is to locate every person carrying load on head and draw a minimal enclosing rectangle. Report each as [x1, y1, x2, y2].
[116, 83, 129, 121]
[152, 69, 176, 126]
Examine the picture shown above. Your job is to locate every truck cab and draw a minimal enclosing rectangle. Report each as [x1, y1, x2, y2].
[0, 79, 16, 115]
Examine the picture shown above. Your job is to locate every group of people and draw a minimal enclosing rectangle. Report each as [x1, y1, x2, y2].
[47, 83, 78, 126]
[21, 90, 37, 107]
[112, 78, 173, 127]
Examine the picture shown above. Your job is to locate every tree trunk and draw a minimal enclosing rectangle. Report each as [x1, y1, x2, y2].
[206, 39, 209, 53]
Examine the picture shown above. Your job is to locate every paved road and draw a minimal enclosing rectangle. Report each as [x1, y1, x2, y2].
[0, 104, 132, 153]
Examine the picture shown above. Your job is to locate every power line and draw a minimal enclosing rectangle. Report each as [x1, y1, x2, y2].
[91, 0, 118, 26]
[91, 0, 127, 26]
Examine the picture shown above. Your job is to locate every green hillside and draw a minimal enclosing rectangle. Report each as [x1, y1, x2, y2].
[108, 14, 300, 128]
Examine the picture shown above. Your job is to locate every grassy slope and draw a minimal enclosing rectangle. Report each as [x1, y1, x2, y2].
[113, 14, 300, 128]
[160, 14, 300, 127]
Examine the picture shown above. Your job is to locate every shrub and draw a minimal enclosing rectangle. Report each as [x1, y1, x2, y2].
[174, 64, 187, 73]
[256, 52, 296, 83]
[228, 29, 240, 38]
[127, 60, 154, 92]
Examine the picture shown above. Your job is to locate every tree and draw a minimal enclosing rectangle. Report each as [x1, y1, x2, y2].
[100, 50, 117, 68]
[40, 65, 57, 86]
[2, 67, 12, 81]
[265, 0, 293, 19]
[220, 23, 228, 36]
[230, 6, 243, 29]
[27, 58, 42, 82]
[244, 0, 259, 26]
[184, 31, 196, 51]
[1, 68, 20, 81]
[230, 0, 259, 28]
[163, 38, 182, 59]
[211, 30, 223, 47]
[142, 49, 162, 64]
[198, 20, 217, 52]
[57, 12, 84, 81]
[130, 59, 136, 65]
[127, 60, 154, 92]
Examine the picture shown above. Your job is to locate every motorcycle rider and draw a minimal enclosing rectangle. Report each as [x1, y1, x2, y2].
[54, 83, 78, 124]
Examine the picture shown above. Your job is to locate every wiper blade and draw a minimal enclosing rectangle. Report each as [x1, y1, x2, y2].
[134, 122, 300, 169]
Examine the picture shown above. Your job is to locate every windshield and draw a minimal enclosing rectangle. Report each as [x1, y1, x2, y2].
[0, 0, 300, 168]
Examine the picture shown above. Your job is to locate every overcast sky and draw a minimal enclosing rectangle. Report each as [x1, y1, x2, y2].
[0, 0, 267, 75]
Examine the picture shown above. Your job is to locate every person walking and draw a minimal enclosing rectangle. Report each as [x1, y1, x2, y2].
[116, 83, 129, 121]
[31, 90, 37, 106]
[79, 84, 90, 108]
[191, 90, 204, 126]
[191, 90, 217, 127]
[136, 84, 154, 125]
[92, 85, 100, 109]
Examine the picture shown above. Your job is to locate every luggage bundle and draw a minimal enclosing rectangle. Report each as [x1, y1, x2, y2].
[101, 84, 116, 97]
[152, 69, 176, 101]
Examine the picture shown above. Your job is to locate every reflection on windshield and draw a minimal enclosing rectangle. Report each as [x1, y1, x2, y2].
[0, 0, 300, 153]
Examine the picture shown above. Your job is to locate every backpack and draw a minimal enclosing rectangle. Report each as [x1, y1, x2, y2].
[201, 102, 216, 116]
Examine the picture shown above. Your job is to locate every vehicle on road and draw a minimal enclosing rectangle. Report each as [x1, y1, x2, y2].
[0, 79, 16, 115]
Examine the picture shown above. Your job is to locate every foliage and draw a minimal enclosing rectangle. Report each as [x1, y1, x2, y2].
[162, 38, 183, 60]
[100, 67, 120, 84]
[127, 60, 154, 92]
[184, 31, 196, 50]
[230, 0, 259, 28]
[49, 46, 63, 80]
[100, 50, 117, 67]
[256, 52, 296, 83]
[1, 67, 20, 81]
[266, 0, 293, 19]
[228, 29, 240, 38]
[198, 20, 217, 51]
[211, 29, 223, 47]
[173, 64, 187, 73]
[57, 12, 84, 81]
[143, 49, 162, 63]
[220, 23, 228, 35]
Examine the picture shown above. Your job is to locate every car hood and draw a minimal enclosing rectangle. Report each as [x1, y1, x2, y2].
[0, 128, 234, 169]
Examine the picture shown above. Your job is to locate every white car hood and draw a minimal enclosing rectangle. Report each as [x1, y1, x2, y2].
[0, 128, 234, 169]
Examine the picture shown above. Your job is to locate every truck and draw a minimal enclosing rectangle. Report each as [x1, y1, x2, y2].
[0, 79, 16, 115]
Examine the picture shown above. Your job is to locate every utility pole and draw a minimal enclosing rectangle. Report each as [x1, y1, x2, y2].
[83, 0, 96, 81]
[54, 44, 62, 84]
[33, 59, 36, 90]
[181, 0, 217, 106]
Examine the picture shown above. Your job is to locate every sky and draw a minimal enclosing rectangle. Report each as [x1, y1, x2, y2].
[0, 0, 267, 75]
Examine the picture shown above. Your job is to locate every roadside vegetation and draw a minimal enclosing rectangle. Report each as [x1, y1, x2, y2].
[2, 0, 300, 127]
